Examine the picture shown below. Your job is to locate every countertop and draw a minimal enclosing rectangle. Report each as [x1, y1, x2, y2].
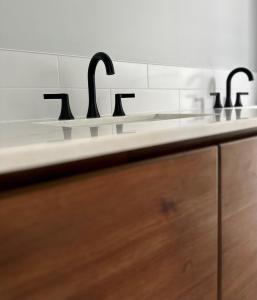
[2, 107, 257, 175]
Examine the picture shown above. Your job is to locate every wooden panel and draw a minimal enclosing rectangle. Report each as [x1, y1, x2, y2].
[221, 137, 257, 300]
[0, 147, 218, 300]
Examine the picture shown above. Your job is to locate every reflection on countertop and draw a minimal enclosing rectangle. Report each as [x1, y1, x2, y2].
[1, 107, 257, 149]
[2, 107, 257, 174]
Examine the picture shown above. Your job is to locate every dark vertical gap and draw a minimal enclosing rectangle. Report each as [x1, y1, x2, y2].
[218, 145, 222, 300]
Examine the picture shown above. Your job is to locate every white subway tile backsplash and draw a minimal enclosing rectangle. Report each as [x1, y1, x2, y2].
[97, 61, 148, 89]
[0, 49, 256, 122]
[0, 89, 55, 121]
[212, 70, 229, 91]
[0, 88, 111, 122]
[58, 56, 88, 88]
[111, 89, 179, 115]
[179, 68, 213, 90]
[0, 50, 59, 88]
[58, 56, 148, 89]
[148, 65, 180, 89]
[180, 90, 213, 112]
[148, 64, 214, 90]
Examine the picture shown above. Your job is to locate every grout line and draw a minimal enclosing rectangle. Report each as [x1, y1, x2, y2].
[0, 87, 61, 90]
[0, 87, 208, 91]
[67, 87, 206, 91]
[1, 47, 254, 72]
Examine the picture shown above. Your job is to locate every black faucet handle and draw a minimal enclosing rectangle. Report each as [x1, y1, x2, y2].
[44, 93, 74, 120]
[113, 93, 135, 117]
[210, 92, 223, 109]
[235, 92, 249, 107]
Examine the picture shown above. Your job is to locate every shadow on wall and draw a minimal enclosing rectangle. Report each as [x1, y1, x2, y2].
[186, 73, 217, 112]
[184, 73, 212, 112]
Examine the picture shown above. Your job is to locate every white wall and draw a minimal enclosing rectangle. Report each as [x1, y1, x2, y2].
[249, 0, 257, 70]
[0, 0, 256, 70]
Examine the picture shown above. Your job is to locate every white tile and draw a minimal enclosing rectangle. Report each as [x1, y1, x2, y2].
[0, 50, 59, 88]
[212, 70, 229, 91]
[148, 64, 214, 89]
[58, 56, 88, 88]
[0, 88, 111, 121]
[97, 61, 148, 89]
[0, 89, 54, 121]
[148, 65, 180, 89]
[58, 55, 148, 89]
[180, 68, 213, 90]
[180, 89, 213, 112]
[110, 89, 179, 115]
[204, 69, 215, 94]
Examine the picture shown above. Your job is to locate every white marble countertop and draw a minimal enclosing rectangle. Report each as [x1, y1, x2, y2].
[2, 107, 257, 175]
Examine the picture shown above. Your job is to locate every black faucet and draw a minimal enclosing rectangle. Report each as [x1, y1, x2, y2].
[225, 67, 254, 108]
[87, 52, 115, 118]
[44, 94, 74, 120]
[113, 93, 135, 117]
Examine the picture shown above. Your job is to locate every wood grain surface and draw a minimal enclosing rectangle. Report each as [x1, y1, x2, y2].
[221, 137, 257, 300]
[0, 147, 218, 300]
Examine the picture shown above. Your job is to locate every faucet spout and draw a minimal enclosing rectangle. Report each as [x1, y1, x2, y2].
[225, 67, 254, 108]
[87, 52, 115, 118]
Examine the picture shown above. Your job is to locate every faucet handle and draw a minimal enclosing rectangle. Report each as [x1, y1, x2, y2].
[113, 94, 135, 117]
[235, 92, 249, 107]
[44, 93, 74, 120]
[210, 92, 223, 109]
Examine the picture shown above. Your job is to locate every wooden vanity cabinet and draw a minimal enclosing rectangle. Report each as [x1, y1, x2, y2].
[0, 147, 218, 300]
[220, 137, 257, 300]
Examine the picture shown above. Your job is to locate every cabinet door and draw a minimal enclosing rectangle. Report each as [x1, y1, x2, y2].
[0, 147, 218, 300]
[221, 137, 257, 300]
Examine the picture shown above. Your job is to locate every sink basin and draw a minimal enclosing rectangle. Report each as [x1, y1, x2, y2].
[36, 113, 211, 128]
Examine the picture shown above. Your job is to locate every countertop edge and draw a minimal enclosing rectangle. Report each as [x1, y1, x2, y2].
[2, 118, 257, 181]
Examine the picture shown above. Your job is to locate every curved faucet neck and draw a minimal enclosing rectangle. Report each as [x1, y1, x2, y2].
[88, 52, 115, 76]
[225, 67, 254, 108]
[87, 52, 115, 118]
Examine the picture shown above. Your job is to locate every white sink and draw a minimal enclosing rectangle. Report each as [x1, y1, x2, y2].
[36, 113, 211, 128]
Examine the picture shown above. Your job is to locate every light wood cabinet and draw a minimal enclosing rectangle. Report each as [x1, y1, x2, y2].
[0, 147, 218, 300]
[221, 137, 257, 300]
